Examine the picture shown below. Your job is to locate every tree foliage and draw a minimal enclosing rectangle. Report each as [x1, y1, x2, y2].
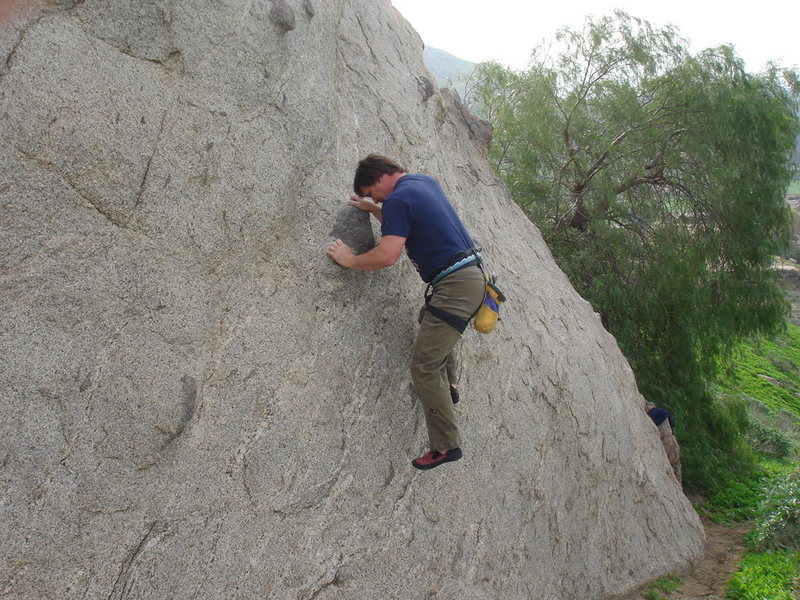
[470, 12, 800, 488]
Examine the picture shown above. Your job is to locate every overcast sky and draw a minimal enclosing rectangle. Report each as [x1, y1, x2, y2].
[390, 0, 799, 73]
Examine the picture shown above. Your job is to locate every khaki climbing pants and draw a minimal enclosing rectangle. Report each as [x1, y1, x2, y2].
[411, 265, 485, 453]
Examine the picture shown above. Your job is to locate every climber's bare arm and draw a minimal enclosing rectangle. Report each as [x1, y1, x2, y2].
[326, 235, 405, 270]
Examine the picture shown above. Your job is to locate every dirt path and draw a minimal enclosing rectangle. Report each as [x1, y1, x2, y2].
[624, 518, 751, 600]
[672, 519, 751, 600]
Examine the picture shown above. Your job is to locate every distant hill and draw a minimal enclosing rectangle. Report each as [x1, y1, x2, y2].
[422, 46, 477, 96]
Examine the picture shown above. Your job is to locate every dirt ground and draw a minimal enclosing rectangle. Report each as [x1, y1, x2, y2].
[623, 518, 751, 600]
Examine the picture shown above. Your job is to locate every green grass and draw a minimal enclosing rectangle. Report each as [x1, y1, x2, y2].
[702, 470, 768, 523]
[700, 326, 800, 522]
[716, 324, 800, 425]
[693, 325, 800, 500]
[644, 575, 683, 600]
[725, 550, 800, 600]
[644, 322, 800, 599]
[701, 464, 800, 599]
[722, 468, 800, 598]
[787, 180, 800, 195]
[707, 323, 800, 600]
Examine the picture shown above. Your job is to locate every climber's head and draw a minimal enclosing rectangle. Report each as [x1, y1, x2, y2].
[353, 154, 406, 201]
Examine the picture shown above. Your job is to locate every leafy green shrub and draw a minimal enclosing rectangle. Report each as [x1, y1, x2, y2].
[750, 470, 800, 552]
[747, 419, 795, 459]
[725, 550, 800, 600]
[705, 472, 766, 523]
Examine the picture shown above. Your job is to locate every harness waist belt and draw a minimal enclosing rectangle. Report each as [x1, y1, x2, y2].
[430, 251, 481, 285]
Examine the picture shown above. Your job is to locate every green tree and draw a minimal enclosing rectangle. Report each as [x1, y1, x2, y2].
[470, 12, 800, 488]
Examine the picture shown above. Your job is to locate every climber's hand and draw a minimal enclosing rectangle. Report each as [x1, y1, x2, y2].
[326, 239, 354, 267]
[348, 193, 377, 212]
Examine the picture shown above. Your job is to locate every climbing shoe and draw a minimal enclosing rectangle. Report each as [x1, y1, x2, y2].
[450, 385, 460, 404]
[412, 448, 463, 470]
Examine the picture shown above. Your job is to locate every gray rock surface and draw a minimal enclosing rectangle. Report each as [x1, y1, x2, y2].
[0, 1, 704, 598]
[329, 206, 375, 256]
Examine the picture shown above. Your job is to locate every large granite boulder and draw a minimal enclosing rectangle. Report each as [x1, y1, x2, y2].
[0, 1, 704, 598]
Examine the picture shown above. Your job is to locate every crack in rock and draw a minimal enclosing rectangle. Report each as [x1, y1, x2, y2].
[107, 520, 164, 600]
[13, 145, 126, 228]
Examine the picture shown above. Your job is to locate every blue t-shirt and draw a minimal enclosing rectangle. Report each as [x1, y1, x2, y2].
[380, 173, 475, 282]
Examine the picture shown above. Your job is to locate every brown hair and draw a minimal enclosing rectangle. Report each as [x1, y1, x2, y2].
[353, 154, 406, 195]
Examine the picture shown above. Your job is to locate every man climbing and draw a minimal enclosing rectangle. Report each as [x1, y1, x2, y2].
[326, 155, 485, 470]
[645, 401, 682, 488]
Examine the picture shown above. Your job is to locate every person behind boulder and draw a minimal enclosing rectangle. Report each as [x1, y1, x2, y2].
[645, 401, 682, 488]
[326, 155, 485, 471]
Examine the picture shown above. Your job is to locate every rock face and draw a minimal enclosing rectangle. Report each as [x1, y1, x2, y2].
[0, 1, 704, 598]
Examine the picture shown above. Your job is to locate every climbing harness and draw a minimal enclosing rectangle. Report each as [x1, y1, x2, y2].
[430, 247, 481, 285]
[423, 248, 506, 334]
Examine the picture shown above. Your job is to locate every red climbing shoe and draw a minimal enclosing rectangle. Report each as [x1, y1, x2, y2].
[412, 447, 463, 470]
